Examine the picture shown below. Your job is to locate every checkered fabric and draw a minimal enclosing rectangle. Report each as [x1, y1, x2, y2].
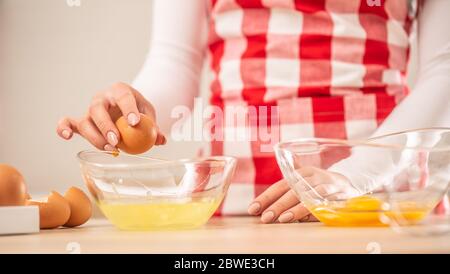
[207, 0, 417, 215]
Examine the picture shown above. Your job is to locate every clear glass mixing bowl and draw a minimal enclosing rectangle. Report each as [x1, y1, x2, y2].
[275, 128, 450, 235]
[77, 151, 236, 231]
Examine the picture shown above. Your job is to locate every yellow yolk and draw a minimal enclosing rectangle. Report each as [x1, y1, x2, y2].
[310, 195, 431, 227]
[344, 195, 383, 211]
[98, 197, 221, 231]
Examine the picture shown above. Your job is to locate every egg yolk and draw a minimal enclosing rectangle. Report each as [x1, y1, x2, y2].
[344, 195, 383, 211]
[310, 195, 432, 227]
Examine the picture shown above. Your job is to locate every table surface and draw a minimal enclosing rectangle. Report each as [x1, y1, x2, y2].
[1, 217, 449, 254]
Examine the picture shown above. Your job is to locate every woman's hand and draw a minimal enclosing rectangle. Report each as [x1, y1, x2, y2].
[247, 167, 360, 223]
[56, 82, 166, 151]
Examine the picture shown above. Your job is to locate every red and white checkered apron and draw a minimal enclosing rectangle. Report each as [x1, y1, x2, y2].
[207, 0, 417, 215]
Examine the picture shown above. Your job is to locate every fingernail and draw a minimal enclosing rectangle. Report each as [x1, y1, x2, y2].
[104, 144, 115, 151]
[248, 202, 261, 215]
[261, 211, 275, 223]
[127, 113, 139, 126]
[62, 130, 71, 139]
[278, 212, 294, 223]
[107, 131, 118, 146]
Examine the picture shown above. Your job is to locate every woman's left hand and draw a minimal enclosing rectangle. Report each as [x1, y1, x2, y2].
[247, 167, 360, 223]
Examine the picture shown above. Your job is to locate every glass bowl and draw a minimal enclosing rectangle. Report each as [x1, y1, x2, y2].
[77, 151, 236, 231]
[275, 128, 450, 234]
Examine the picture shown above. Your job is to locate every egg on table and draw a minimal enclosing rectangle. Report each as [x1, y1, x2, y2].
[26, 191, 71, 229]
[115, 113, 158, 154]
[26, 187, 92, 229]
[1, 164, 92, 230]
[0, 164, 28, 206]
[63, 186, 92, 227]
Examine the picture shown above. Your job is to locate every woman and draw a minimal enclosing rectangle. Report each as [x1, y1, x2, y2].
[57, 0, 450, 223]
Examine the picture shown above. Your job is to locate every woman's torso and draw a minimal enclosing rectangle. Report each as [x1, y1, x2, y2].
[206, 0, 418, 215]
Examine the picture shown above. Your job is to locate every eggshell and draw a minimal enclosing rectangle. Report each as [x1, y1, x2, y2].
[26, 191, 71, 229]
[63, 187, 92, 227]
[0, 164, 27, 206]
[115, 114, 157, 154]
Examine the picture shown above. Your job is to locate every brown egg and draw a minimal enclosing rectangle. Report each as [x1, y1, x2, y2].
[63, 187, 92, 227]
[26, 191, 71, 229]
[115, 113, 158, 154]
[0, 164, 27, 206]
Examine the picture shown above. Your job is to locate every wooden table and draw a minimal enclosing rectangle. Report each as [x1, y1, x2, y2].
[1, 217, 449, 254]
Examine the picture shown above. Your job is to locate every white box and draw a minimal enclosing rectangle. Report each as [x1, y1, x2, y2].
[0, 206, 39, 235]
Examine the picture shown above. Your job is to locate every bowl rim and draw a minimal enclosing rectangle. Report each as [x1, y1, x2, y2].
[275, 127, 450, 153]
[76, 150, 236, 169]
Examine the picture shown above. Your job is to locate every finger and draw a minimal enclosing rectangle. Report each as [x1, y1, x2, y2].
[135, 91, 157, 121]
[305, 183, 341, 199]
[138, 97, 167, 144]
[279, 203, 310, 223]
[297, 166, 318, 177]
[110, 82, 140, 126]
[292, 167, 323, 192]
[77, 117, 111, 151]
[89, 99, 120, 146]
[56, 117, 79, 140]
[248, 180, 290, 215]
[296, 170, 338, 193]
[298, 212, 318, 223]
[260, 190, 300, 223]
[293, 174, 323, 193]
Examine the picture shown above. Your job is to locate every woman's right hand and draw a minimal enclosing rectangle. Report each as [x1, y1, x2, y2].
[56, 82, 166, 151]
